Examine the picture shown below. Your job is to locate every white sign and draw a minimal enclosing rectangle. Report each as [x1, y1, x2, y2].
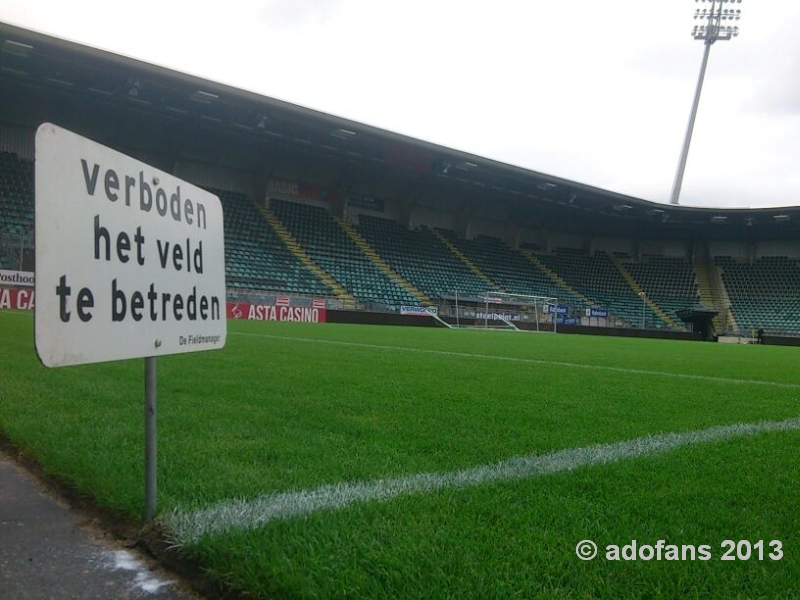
[35, 124, 226, 367]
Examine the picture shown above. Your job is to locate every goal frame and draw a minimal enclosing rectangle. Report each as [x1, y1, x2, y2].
[449, 291, 559, 332]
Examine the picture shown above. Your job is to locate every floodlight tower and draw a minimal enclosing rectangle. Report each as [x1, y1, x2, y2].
[669, 0, 743, 205]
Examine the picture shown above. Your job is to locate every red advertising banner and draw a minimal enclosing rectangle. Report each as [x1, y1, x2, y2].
[0, 287, 35, 310]
[226, 302, 326, 323]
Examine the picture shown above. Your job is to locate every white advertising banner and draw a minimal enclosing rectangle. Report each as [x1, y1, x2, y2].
[0, 270, 34, 287]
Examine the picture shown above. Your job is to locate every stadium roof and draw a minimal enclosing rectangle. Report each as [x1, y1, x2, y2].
[2, 21, 799, 241]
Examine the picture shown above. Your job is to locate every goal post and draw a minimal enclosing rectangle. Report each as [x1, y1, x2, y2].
[478, 291, 559, 333]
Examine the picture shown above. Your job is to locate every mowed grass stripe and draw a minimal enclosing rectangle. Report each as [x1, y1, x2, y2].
[231, 331, 800, 390]
[165, 415, 800, 544]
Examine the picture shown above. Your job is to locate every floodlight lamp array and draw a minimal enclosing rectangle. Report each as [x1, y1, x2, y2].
[691, 0, 743, 42]
[694, 8, 741, 20]
[693, 25, 740, 40]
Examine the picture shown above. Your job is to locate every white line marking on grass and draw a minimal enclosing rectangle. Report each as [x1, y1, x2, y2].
[230, 331, 800, 390]
[165, 416, 800, 545]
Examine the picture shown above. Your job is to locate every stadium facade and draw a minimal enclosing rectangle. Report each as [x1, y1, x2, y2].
[1, 22, 798, 340]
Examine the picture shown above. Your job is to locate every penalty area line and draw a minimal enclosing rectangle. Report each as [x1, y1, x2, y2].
[229, 331, 800, 390]
[164, 416, 800, 545]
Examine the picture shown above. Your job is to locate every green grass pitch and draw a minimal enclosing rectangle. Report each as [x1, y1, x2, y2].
[1, 310, 798, 598]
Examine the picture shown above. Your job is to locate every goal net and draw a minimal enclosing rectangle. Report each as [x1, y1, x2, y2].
[468, 291, 559, 332]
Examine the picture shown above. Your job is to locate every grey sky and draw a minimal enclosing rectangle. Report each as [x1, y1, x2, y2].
[2, 0, 798, 208]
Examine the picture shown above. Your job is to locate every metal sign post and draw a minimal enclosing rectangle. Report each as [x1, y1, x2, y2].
[144, 356, 157, 523]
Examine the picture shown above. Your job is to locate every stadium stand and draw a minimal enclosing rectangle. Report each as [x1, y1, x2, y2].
[213, 189, 334, 297]
[623, 256, 700, 324]
[355, 215, 489, 300]
[715, 255, 800, 336]
[0, 152, 34, 271]
[269, 199, 421, 306]
[1, 150, 798, 337]
[436, 231, 585, 307]
[537, 249, 670, 329]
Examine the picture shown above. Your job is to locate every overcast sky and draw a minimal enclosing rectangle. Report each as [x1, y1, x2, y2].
[2, 0, 799, 208]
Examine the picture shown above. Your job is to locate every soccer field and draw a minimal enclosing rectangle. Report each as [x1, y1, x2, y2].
[1, 310, 798, 598]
